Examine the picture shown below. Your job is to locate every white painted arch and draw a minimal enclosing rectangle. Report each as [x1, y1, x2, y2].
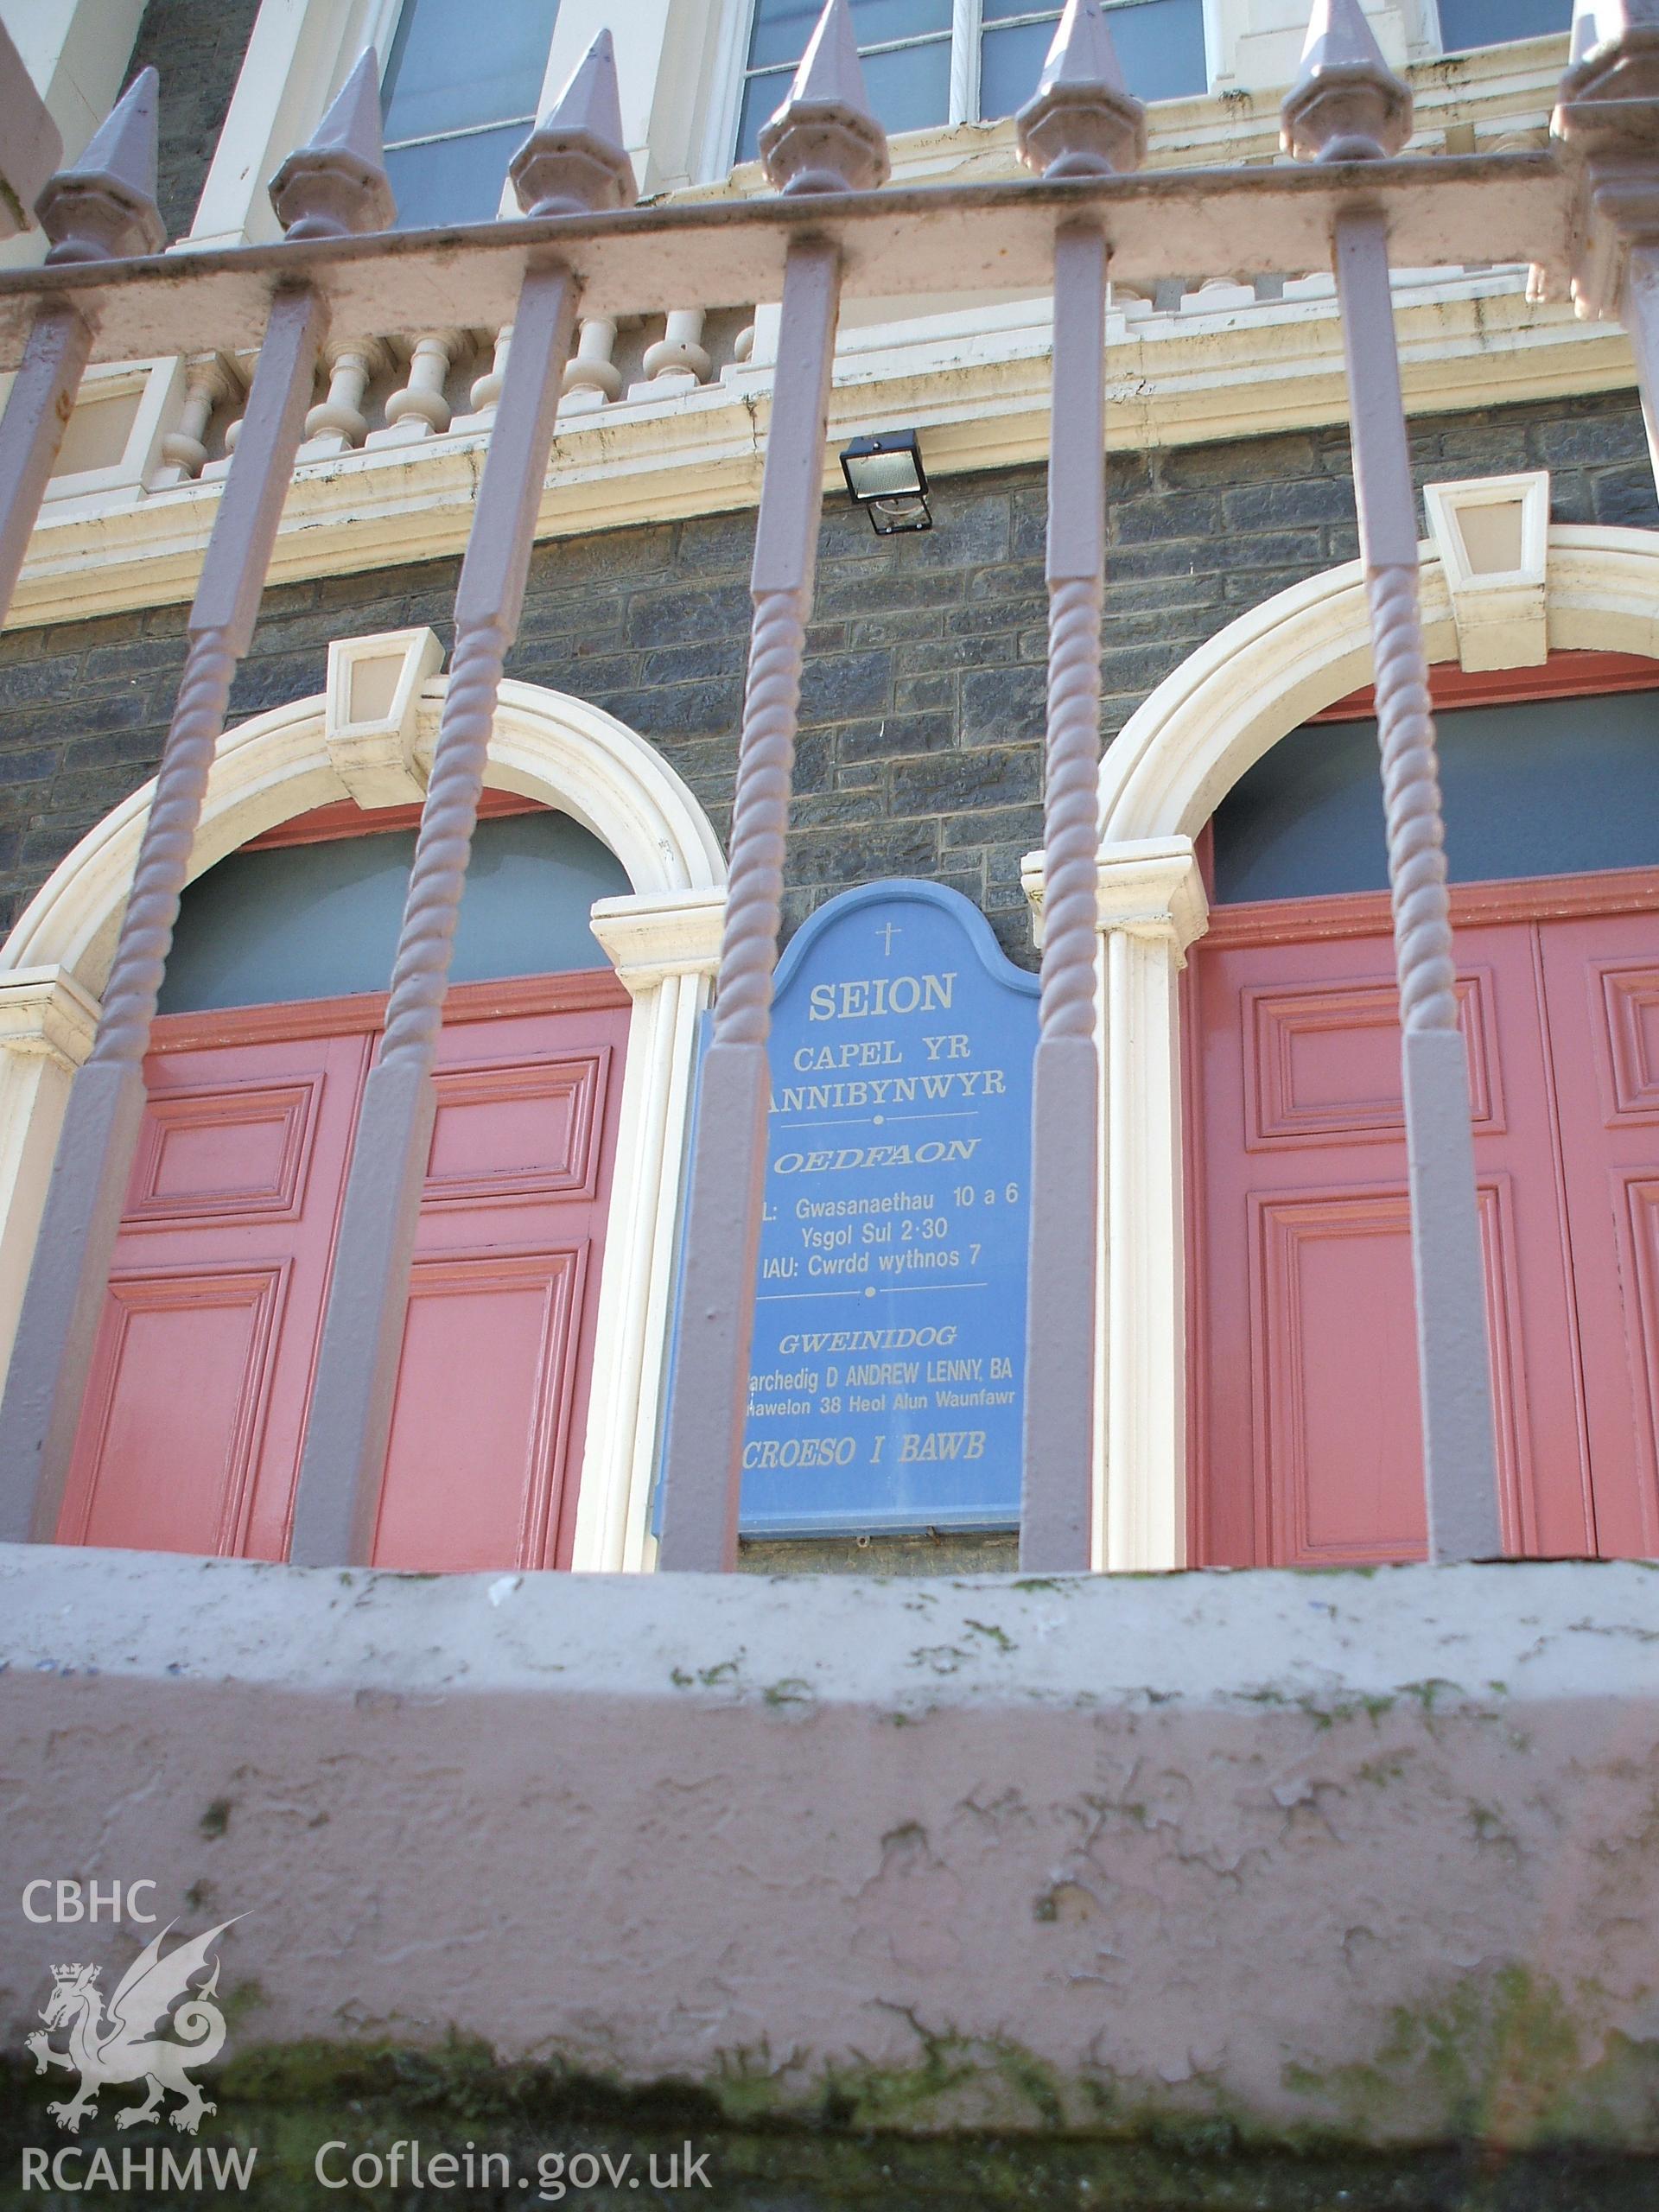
[1089, 524, 1659, 1573]
[1100, 525, 1659, 847]
[0, 673, 727, 1574]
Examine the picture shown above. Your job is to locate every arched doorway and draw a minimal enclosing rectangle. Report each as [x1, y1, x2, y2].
[1190, 654, 1659, 1566]
[1092, 524, 1659, 1571]
[0, 645, 725, 1572]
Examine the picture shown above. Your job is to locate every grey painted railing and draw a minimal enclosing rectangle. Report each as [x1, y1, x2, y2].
[0, 0, 1649, 1571]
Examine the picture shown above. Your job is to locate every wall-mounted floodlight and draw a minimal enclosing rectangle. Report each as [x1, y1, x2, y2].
[839, 429, 932, 536]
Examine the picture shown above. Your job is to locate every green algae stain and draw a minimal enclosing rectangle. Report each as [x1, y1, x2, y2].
[1280, 1966, 1659, 2151]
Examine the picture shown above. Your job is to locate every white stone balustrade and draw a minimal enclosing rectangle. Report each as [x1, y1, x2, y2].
[561, 315, 620, 412]
[298, 336, 391, 460]
[366, 329, 470, 448]
[151, 352, 244, 486]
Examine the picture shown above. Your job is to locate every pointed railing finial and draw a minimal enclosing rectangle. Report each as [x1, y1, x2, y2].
[1281, 0, 1412, 162]
[1556, 1, 1659, 151]
[1015, 0, 1147, 179]
[510, 29, 637, 216]
[758, 0, 890, 195]
[36, 67, 165, 264]
[269, 50, 396, 238]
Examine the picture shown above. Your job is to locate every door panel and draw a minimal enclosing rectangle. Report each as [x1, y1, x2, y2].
[65, 1265, 289, 1554]
[372, 1248, 586, 1571]
[59, 978, 629, 1570]
[1191, 898, 1599, 1566]
[371, 1006, 626, 1572]
[58, 1030, 371, 1559]
[1250, 1187, 1429, 1563]
[1540, 920, 1659, 1556]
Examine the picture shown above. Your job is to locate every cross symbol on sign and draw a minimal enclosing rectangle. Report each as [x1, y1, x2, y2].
[877, 921, 902, 957]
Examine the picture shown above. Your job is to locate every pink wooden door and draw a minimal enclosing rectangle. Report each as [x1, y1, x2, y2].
[57, 973, 629, 1570]
[1540, 907, 1659, 1558]
[1187, 871, 1659, 1567]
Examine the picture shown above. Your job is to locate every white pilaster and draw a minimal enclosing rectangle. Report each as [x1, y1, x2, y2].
[1097, 839, 1208, 1574]
[1025, 834, 1209, 1573]
[0, 967, 100, 1376]
[575, 887, 724, 1573]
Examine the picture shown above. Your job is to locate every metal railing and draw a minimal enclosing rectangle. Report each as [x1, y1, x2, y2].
[0, 0, 1649, 1574]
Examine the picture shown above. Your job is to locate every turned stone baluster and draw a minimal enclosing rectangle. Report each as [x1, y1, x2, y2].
[468, 325, 512, 417]
[641, 308, 712, 393]
[368, 329, 470, 447]
[299, 335, 391, 458]
[1013, 0, 1146, 1573]
[658, 0, 889, 1573]
[0, 70, 162, 628]
[562, 315, 621, 411]
[153, 352, 243, 486]
[1283, 0, 1502, 1564]
[288, 34, 636, 1567]
[0, 53, 399, 1545]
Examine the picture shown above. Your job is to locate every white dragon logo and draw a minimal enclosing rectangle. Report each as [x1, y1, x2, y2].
[25, 1919, 238, 2136]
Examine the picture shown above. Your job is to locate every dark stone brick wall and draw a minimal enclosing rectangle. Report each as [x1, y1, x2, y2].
[129, 0, 263, 243]
[0, 389, 1649, 951]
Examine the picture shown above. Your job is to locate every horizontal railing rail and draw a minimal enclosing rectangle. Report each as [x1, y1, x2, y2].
[0, 154, 1573, 376]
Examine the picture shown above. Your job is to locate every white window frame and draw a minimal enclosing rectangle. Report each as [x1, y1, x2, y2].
[724, 0, 1214, 170]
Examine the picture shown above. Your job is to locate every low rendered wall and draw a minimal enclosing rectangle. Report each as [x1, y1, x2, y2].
[3, 1545, 1656, 2154]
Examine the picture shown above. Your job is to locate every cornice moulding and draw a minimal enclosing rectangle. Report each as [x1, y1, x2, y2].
[7, 276, 1634, 631]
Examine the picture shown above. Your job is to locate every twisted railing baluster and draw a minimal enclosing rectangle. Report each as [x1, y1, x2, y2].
[0, 53, 400, 1545]
[287, 273, 578, 1567]
[658, 2, 887, 1570]
[1281, 0, 1503, 1562]
[1368, 563, 1459, 1038]
[87, 627, 238, 1066]
[1019, 229, 1113, 1573]
[289, 30, 637, 1565]
[379, 622, 509, 1065]
[655, 251, 845, 1575]
[1012, 0, 1147, 1569]
[710, 588, 809, 1047]
[1337, 217, 1502, 1565]
[0, 292, 324, 1542]
[1037, 575, 1106, 1049]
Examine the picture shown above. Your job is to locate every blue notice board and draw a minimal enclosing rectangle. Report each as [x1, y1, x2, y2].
[740, 880, 1038, 1535]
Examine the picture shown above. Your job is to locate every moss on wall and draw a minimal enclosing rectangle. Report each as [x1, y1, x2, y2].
[3, 2035, 1656, 2209]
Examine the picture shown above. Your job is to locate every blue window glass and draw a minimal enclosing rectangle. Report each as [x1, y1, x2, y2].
[158, 812, 630, 1015]
[738, 0, 1209, 162]
[981, 0, 1207, 120]
[1211, 690, 1659, 906]
[380, 0, 561, 226]
[1438, 0, 1572, 53]
[738, 0, 953, 162]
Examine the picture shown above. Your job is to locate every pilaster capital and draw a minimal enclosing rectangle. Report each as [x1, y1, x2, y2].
[0, 967, 102, 1071]
[589, 888, 725, 995]
[1022, 836, 1209, 960]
